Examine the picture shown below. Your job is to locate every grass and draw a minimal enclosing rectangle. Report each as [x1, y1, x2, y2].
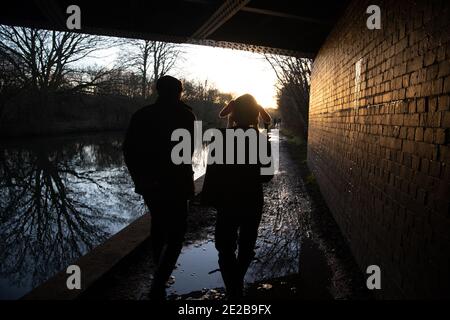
[280, 128, 305, 146]
[305, 173, 317, 186]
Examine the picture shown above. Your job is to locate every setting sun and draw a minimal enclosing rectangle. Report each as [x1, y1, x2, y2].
[179, 45, 278, 109]
[87, 43, 279, 109]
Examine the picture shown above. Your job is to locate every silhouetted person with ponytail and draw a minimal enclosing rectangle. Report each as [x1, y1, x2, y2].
[202, 94, 274, 299]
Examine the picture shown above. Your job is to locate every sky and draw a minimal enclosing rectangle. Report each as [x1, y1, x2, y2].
[176, 45, 278, 109]
[88, 43, 279, 109]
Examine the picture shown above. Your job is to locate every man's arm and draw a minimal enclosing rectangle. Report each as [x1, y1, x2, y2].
[123, 113, 152, 194]
[182, 103, 196, 159]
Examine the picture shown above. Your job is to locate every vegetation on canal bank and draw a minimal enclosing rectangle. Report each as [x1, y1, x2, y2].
[0, 84, 230, 138]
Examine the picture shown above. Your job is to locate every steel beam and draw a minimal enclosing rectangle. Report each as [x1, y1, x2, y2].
[191, 0, 251, 39]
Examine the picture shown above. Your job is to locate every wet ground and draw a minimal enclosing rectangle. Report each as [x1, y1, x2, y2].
[81, 133, 372, 300]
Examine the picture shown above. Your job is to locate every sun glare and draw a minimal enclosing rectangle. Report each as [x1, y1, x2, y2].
[179, 45, 278, 109]
[87, 43, 279, 109]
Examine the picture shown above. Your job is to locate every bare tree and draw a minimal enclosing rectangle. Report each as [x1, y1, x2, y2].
[0, 48, 23, 120]
[265, 55, 312, 138]
[120, 40, 181, 98]
[93, 68, 142, 98]
[151, 41, 180, 84]
[0, 25, 113, 94]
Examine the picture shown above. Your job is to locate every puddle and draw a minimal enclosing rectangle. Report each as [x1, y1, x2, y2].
[169, 241, 222, 295]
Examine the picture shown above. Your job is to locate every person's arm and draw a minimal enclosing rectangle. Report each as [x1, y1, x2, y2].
[123, 113, 157, 194]
[219, 100, 235, 118]
[188, 112, 196, 159]
[258, 105, 272, 124]
[123, 115, 138, 176]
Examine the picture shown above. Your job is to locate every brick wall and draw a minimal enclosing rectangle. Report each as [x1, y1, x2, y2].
[307, 0, 450, 298]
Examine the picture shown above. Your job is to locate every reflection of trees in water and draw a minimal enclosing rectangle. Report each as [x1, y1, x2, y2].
[76, 138, 124, 168]
[0, 135, 138, 290]
[250, 186, 312, 281]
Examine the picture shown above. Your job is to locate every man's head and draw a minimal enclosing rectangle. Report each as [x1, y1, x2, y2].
[156, 76, 183, 101]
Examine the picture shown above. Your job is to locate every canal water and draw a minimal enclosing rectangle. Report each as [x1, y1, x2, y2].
[0, 131, 207, 300]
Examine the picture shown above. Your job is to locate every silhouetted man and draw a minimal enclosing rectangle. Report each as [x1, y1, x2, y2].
[123, 76, 195, 300]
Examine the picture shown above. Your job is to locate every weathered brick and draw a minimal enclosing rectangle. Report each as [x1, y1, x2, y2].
[420, 81, 433, 96]
[420, 158, 429, 174]
[399, 126, 407, 139]
[417, 98, 427, 112]
[440, 145, 450, 162]
[424, 128, 434, 143]
[444, 75, 450, 93]
[426, 64, 439, 81]
[420, 112, 441, 127]
[438, 60, 450, 78]
[411, 155, 421, 170]
[308, 0, 450, 299]
[435, 128, 446, 144]
[429, 161, 441, 177]
[402, 140, 415, 153]
[404, 113, 420, 126]
[415, 127, 424, 141]
[438, 95, 449, 111]
[424, 50, 436, 66]
[429, 97, 438, 112]
[408, 100, 417, 113]
[407, 127, 415, 140]
[431, 78, 443, 95]
[407, 56, 423, 73]
[443, 112, 450, 127]
[406, 85, 419, 98]
[438, 44, 447, 61]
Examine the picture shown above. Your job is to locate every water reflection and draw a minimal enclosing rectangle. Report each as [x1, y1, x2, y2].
[0, 133, 145, 299]
[251, 207, 302, 281]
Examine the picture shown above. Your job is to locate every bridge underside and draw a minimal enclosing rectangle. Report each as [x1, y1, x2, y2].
[0, 0, 349, 57]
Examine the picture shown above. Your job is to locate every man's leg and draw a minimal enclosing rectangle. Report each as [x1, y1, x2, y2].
[144, 195, 166, 265]
[151, 198, 187, 294]
[146, 196, 188, 299]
